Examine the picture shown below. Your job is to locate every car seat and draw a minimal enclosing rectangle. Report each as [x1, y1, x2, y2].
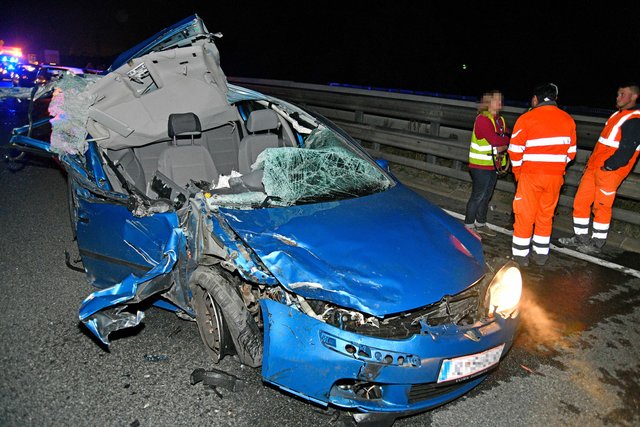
[237, 109, 281, 174]
[156, 113, 218, 188]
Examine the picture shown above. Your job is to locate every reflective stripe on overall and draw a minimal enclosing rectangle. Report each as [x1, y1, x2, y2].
[572, 110, 640, 240]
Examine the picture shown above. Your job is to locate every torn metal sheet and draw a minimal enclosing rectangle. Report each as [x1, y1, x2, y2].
[206, 207, 278, 285]
[79, 226, 184, 345]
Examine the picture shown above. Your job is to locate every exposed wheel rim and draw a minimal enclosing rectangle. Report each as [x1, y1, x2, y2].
[195, 287, 225, 362]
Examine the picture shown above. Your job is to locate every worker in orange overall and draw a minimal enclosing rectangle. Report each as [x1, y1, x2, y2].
[508, 83, 577, 267]
[559, 84, 640, 252]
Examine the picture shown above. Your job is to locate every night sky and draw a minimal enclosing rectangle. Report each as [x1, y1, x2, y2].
[2, 2, 638, 110]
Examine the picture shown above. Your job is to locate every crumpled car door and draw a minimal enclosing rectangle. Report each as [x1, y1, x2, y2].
[61, 144, 185, 345]
[70, 178, 185, 345]
[73, 185, 177, 289]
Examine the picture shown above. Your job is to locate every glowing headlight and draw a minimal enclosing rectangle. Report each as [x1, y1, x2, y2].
[487, 262, 522, 318]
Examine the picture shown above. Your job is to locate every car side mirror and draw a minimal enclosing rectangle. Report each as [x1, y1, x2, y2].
[375, 158, 390, 172]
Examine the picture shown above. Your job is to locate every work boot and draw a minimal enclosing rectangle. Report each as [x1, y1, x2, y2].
[530, 252, 548, 266]
[475, 223, 496, 237]
[576, 242, 601, 255]
[511, 255, 529, 268]
[557, 234, 589, 248]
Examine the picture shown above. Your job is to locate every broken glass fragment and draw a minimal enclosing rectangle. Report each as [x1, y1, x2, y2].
[254, 127, 391, 206]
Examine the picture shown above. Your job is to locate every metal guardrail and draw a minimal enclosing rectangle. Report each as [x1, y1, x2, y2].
[230, 77, 640, 227]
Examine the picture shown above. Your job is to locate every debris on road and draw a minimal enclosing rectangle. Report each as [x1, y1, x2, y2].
[190, 367, 245, 392]
[520, 364, 546, 376]
[143, 354, 168, 362]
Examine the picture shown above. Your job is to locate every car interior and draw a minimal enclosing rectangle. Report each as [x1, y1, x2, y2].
[46, 40, 387, 207]
[104, 102, 299, 199]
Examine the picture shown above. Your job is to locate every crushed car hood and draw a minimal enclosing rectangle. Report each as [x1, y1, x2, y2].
[219, 184, 485, 316]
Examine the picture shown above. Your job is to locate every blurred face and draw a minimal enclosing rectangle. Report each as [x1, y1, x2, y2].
[616, 87, 638, 110]
[488, 94, 503, 114]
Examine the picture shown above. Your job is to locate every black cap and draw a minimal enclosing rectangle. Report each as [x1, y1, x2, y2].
[533, 83, 558, 102]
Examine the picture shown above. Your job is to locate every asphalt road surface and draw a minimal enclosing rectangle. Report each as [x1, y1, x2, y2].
[1, 96, 639, 426]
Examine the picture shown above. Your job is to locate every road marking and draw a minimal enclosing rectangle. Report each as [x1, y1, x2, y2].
[444, 209, 640, 279]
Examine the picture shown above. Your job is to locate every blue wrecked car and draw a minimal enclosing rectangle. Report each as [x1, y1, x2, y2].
[9, 15, 521, 421]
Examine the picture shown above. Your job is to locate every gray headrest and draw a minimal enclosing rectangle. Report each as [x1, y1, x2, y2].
[246, 109, 278, 133]
[168, 113, 202, 138]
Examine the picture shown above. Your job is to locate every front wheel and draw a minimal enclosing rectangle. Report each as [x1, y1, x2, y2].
[193, 285, 234, 363]
[189, 267, 263, 367]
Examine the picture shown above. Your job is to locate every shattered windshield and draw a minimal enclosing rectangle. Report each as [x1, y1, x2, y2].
[254, 126, 392, 206]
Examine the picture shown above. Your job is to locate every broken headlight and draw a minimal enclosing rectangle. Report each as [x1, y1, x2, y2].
[486, 262, 522, 318]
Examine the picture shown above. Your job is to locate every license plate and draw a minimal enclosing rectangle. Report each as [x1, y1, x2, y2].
[437, 344, 505, 383]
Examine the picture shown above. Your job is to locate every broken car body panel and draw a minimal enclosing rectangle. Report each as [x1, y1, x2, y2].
[77, 208, 186, 345]
[220, 184, 485, 316]
[8, 14, 521, 416]
[75, 186, 177, 286]
[261, 298, 517, 411]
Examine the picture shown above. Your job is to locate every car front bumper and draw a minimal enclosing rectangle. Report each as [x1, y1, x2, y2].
[260, 298, 518, 413]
